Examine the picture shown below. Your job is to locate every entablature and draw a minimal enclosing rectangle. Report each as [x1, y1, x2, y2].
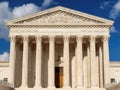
[9, 26, 110, 36]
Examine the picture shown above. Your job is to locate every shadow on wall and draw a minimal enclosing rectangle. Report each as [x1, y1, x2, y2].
[0, 80, 14, 90]
[105, 82, 120, 90]
[0, 85, 14, 90]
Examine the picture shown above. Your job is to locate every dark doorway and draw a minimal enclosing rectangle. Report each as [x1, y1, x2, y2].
[55, 67, 63, 88]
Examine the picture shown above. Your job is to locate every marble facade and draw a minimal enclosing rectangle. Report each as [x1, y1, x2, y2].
[6, 6, 114, 90]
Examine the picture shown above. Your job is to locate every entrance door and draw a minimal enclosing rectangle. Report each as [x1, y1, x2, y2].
[55, 67, 63, 88]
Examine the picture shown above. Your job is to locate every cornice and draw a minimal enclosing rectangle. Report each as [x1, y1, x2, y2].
[110, 62, 120, 68]
[8, 25, 112, 29]
[0, 62, 9, 67]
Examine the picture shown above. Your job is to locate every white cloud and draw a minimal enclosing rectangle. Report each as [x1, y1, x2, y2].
[110, 0, 120, 19]
[100, 1, 113, 9]
[0, 1, 13, 40]
[13, 3, 40, 18]
[0, 0, 55, 40]
[0, 52, 9, 61]
[110, 26, 117, 32]
[42, 0, 53, 8]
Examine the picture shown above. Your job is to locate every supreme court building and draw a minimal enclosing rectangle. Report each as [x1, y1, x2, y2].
[6, 6, 114, 90]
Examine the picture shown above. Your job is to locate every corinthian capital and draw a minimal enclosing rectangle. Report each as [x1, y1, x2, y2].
[35, 35, 42, 42]
[10, 35, 16, 42]
[22, 35, 29, 42]
[49, 35, 55, 42]
[102, 35, 110, 42]
[63, 35, 70, 42]
[76, 35, 83, 42]
[89, 35, 96, 42]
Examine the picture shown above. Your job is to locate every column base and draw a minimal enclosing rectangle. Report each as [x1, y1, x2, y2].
[47, 86, 55, 88]
[63, 86, 71, 88]
[76, 86, 85, 88]
[34, 86, 42, 90]
[15, 87, 106, 90]
[20, 85, 28, 90]
[91, 87, 99, 88]
[91, 87, 100, 90]
[9, 84, 14, 88]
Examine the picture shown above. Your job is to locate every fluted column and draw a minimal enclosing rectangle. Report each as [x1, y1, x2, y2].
[21, 36, 29, 87]
[87, 44, 91, 88]
[99, 44, 103, 87]
[76, 36, 83, 88]
[90, 36, 98, 87]
[9, 35, 16, 87]
[35, 36, 42, 88]
[63, 36, 70, 88]
[48, 36, 55, 88]
[103, 36, 110, 85]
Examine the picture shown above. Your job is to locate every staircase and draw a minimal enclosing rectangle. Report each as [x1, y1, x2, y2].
[0, 80, 13, 90]
[105, 82, 120, 90]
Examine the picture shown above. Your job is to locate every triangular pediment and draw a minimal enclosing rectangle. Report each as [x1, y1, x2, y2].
[6, 6, 114, 26]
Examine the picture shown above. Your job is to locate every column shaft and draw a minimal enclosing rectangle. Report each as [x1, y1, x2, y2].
[21, 36, 29, 87]
[63, 36, 70, 88]
[76, 36, 83, 88]
[103, 36, 110, 85]
[99, 44, 103, 87]
[35, 36, 42, 87]
[87, 44, 91, 88]
[9, 35, 16, 87]
[48, 36, 55, 88]
[90, 36, 98, 87]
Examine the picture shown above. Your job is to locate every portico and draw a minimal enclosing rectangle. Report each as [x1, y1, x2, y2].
[6, 6, 114, 90]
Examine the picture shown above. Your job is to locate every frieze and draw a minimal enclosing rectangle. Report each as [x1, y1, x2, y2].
[10, 28, 109, 37]
[10, 27, 109, 33]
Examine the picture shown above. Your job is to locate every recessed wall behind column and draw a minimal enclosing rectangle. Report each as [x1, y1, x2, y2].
[83, 44, 88, 88]
[41, 42, 49, 88]
[14, 38, 23, 88]
[28, 41, 36, 88]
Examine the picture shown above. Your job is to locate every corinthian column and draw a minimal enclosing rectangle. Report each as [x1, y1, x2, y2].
[21, 36, 29, 87]
[90, 36, 98, 88]
[87, 44, 91, 88]
[9, 35, 16, 87]
[48, 36, 55, 88]
[63, 36, 70, 88]
[35, 36, 42, 88]
[103, 36, 110, 85]
[76, 36, 83, 88]
[99, 43, 103, 88]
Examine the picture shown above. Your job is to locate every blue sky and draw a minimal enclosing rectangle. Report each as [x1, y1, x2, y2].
[0, 0, 120, 61]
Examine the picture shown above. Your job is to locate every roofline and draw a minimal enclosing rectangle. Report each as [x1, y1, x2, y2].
[6, 6, 114, 26]
[0, 61, 9, 67]
[110, 61, 120, 67]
